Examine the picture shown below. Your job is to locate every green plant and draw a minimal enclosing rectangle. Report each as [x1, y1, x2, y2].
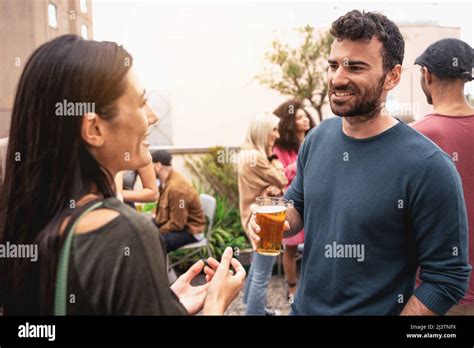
[208, 194, 250, 257]
[142, 202, 156, 214]
[169, 148, 251, 270]
[169, 193, 251, 270]
[256, 26, 333, 122]
[184, 146, 239, 206]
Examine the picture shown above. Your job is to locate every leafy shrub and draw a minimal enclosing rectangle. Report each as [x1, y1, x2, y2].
[169, 147, 251, 269]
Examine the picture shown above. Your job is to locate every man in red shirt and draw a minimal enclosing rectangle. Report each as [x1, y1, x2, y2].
[411, 38, 474, 315]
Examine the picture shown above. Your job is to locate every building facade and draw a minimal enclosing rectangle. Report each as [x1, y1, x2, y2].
[0, 0, 93, 138]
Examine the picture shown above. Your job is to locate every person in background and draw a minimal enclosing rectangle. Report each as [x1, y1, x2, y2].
[272, 99, 315, 302]
[238, 112, 288, 315]
[152, 149, 206, 252]
[115, 162, 159, 208]
[0, 34, 244, 315]
[411, 38, 474, 315]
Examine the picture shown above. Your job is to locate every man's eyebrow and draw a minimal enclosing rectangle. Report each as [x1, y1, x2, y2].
[346, 60, 370, 67]
[327, 59, 370, 67]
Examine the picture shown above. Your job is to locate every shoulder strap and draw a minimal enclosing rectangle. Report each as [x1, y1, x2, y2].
[54, 200, 103, 315]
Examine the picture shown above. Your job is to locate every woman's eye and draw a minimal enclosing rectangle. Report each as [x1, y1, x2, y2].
[141, 98, 148, 107]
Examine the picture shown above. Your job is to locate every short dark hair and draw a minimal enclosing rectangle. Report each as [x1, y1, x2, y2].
[151, 149, 172, 166]
[330, 10, 405, 72]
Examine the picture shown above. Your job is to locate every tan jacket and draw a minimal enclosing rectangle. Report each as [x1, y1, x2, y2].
[155, 169, 205, 235]
[238, 148, 288, 235]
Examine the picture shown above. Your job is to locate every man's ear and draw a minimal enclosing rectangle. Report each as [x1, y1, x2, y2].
[421, 67, 432, 85]
[81, 113, 105, 147]
[384, 64, 402, 91]
[154, 162, 162, 173]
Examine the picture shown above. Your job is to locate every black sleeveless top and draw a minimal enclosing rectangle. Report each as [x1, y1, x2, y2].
[62, 197, 187, 315]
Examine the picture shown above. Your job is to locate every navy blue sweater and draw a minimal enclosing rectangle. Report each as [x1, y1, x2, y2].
[285, 117, 471, 315]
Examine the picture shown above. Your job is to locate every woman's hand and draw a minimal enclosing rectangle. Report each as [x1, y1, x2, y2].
[202, 257, 220, 282]
[262, 185, 283, 197]
[270, 159, 285, 170]
[203, 247, 246, 315]
[170, 259, 216, 315]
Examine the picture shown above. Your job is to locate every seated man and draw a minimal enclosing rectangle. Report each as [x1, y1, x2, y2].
[151, 150, 206, 252]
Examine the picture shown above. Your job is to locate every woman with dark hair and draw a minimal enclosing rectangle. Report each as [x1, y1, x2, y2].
[0, 34, 244, 315]
[273, 99, 315, 302]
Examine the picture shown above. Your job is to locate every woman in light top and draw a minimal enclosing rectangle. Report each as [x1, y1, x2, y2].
[238, 112, 288, 315]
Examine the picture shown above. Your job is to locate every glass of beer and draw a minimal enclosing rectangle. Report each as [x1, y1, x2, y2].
[135, 202, 144, 213]
[255, 197, 289, 256]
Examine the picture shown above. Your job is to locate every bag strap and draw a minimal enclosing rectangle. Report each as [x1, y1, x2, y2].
[54, 201, 103, 315]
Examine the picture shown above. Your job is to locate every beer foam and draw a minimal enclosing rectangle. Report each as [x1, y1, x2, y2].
[256, 205, 287, 214]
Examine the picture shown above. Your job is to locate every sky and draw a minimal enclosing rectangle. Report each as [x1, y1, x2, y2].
[92, 0, 473, 147]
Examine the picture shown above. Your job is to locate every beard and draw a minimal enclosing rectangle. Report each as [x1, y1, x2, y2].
[329, 76, 386, 121]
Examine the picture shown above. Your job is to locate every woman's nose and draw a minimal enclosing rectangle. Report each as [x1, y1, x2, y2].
[147, 108, 159, 127]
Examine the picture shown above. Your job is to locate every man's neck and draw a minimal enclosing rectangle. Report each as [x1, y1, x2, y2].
[430, 82, 474, 116]
[342, 110, 399, 139]
[159, 168, 172, 186]
[432, 93, 474, 116]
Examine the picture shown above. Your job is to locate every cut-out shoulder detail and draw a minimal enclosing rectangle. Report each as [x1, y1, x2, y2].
[74, 208, 121, 234]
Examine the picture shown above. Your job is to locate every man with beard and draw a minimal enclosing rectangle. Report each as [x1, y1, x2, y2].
[411, 38, 474, 315]
[247, 10, 470, 315]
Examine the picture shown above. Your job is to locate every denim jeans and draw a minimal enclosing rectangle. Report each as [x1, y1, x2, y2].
[243, 252, 276, 315]
[162, 230, 198, 252]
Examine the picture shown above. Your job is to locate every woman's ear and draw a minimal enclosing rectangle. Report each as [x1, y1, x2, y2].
[81, 113, 105, 147]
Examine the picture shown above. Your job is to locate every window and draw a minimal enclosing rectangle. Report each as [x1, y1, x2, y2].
[81, 24, 88, 39]
[48, 3, 58, 29]
[80, 0, 87, 13]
